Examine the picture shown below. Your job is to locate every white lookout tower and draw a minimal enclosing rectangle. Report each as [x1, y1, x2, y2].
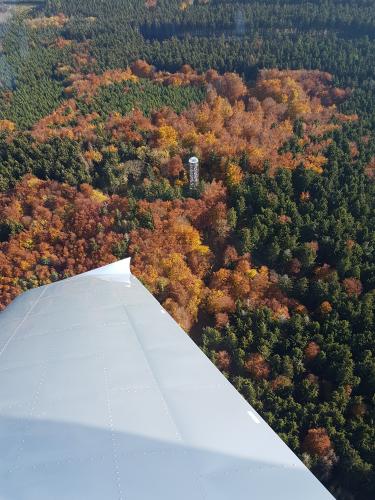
[188, 156, 199, 189]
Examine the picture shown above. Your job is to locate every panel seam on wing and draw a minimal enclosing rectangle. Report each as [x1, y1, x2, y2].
[103, 364, 126, 500]
[0, 287, 47, 360]
[119, 300, 209, 500]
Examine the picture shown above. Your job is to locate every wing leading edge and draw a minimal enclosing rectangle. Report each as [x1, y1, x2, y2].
[0, 258, 335, 499]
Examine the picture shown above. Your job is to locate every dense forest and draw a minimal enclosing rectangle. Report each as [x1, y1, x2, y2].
[0, 1, 374, 498]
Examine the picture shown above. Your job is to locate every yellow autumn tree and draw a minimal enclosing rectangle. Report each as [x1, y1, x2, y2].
[156, 125, 179, 150]
[0, 120, 16, 132]
[226, 162, 244, 186]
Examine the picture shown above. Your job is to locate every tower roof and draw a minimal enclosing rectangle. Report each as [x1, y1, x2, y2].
[188, 156, 199, 164]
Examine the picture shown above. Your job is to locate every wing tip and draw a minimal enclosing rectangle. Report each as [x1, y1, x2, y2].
[81, 257, 132, 281]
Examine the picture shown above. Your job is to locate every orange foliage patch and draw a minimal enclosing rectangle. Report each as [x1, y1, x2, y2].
[271, 375, 292, 390]
[65, 68, 138, 101]
[0, 177, 130, 310]
[303, 428, 333, 458]
[365, 157, 375, 179]
[30, 64, 352, 180]
[244, 353, 271, 380]
[0, 175, 295, 327]
[343, 277, 363, 297]
[304, 341, 321, 361]
[320, 301, 333, 314]
[215, 350, 231, 371]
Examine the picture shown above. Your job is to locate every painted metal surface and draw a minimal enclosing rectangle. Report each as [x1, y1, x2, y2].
[0, 258, 335, 499]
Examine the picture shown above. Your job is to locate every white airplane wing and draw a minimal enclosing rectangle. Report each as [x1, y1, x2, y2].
[0, 258, 334, 499]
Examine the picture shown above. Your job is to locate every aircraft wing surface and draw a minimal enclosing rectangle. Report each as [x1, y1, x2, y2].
[0, 258, 334, 499]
